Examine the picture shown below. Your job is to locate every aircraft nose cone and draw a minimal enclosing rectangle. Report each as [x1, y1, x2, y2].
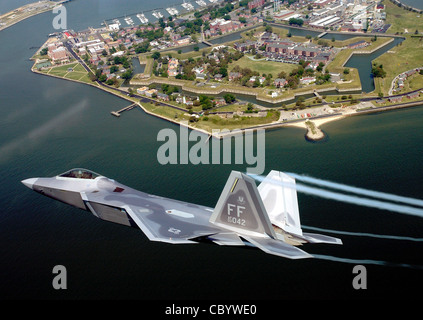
[21, 178, 37, 190]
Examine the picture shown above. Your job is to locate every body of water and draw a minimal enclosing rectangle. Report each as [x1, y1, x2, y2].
[0, 0, 423, 301]
[397, 0, 423, 10]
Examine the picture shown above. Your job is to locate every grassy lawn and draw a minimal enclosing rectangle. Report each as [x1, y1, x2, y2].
[64, 71, 89, 81]
[140, 101, 190, 122]
[383, 0, 423, 34]
[228, 55, 297, 78]
[373, 36, 423, 95]
[42, 61, 91, 83]
[194, 109, 280, 132]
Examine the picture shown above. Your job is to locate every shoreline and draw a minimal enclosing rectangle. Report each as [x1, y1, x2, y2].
[31, 64, 423, 140]
[284, 115, 345, 141]
[388, 0, 423, 14]
[0, 1, 61, 32]
[28, 1, 423, 140]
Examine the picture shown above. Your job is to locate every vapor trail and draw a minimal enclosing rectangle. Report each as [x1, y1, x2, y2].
[303, 225, 423, 242]
[248, 174, 423, 218]
[287, 173, 423, 208]
[313, 254, 423, 270]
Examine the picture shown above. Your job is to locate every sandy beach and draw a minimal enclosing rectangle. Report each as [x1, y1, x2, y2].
[285, 114, 346, 129]
[285, 114, 346, 140]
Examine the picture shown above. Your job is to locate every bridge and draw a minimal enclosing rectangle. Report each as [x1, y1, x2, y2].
[202, 40, 213, 46]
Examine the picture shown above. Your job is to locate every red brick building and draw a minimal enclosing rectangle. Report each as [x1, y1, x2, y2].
[248, 0, 265, 10]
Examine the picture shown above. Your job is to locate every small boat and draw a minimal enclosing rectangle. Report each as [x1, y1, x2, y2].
[182, 0, 194, 11]
[166, 7, 179, 16]
[152, 10, 163, 19]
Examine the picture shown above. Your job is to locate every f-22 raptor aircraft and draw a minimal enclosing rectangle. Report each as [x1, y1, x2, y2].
[22, 169, 342, 259]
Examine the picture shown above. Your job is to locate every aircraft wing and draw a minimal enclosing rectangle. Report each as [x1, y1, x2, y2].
[80, 186, 222, 244]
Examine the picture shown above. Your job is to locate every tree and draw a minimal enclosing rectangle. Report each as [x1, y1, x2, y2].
[288, 18, 304, 27]
[121, 69, 133, 80]
[372, 64, 386, 78]
[151, 51, 161, 60]
[98, 74, 107, 82]
[223, 94, 236, 104]
[110, 65, 119, 73]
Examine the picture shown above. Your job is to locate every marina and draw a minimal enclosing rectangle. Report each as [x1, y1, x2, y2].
[181, 1, 194, 11]
[124, 16, 134, 26]
[166, 7, 179, 16]
[196, 0, 207, 6]
[152, 10, 163, 19]
[136, 13, 148, 24]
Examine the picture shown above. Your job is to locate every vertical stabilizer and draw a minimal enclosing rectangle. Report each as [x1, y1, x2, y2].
[258, 170, 303, 237]
[209, 171, 276, 239]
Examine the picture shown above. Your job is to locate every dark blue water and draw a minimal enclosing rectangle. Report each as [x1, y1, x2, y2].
[0, 0, 423, 301]
[398, 0, 423, 10]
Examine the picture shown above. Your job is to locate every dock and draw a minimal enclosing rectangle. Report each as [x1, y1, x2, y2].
[111, 103, 138, 117]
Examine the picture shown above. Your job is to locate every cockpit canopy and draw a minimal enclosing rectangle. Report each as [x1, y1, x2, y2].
[58, 168, 100, 180]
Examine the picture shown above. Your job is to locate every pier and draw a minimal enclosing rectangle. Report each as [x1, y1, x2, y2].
[111, 103, 138, 117]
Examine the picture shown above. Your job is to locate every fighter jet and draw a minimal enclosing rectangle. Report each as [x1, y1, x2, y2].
[21, 169, 341, 259]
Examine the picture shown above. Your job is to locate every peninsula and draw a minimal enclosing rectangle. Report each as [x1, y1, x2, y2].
[0, 0, 69, 32]
[29, 0, 423, 140]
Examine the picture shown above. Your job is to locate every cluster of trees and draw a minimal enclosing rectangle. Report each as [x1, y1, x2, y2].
[230, 65, 269, 87]
[198, 95, 214, 110]
[276, 60, 330, 89]
[170, 48, 243, 81]
[85, 50, 134, 84]
[372, 63, 386, 78]
[135, 28, 164, 42]
[133, 28, 164, 54]
[288, 18, 304, 27]
[194, 2, 234, 22]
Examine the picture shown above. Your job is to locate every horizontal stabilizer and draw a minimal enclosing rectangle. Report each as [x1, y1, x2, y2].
[243, 236, 313, 259]
[302, 232, 343, 245]
[208, 232, 245, 246]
